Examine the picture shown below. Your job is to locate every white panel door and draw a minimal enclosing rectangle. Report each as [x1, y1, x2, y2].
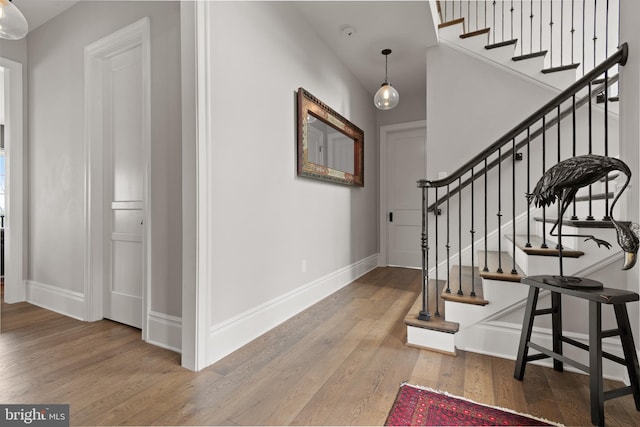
[103, 46, 144, 328]
[386, 125, 427, 268]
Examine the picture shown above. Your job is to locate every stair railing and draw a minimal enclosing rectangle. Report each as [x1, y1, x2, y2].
[437, 1, 620, 83]
[416, 43, 627, 321]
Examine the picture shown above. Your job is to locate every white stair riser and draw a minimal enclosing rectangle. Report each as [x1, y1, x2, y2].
[406, 325, 456, 354]
[438, 22, 465, 41]
[444, 279, 529, 329]
[534, 221, 618, 251]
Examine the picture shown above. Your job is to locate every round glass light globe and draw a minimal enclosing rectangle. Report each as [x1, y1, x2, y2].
[374, 83, 399, 110]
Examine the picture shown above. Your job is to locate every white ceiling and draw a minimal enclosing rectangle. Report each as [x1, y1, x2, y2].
[294, 1, 439, 97]
[13, 0, 79, 33]
[13, 1, 438, 98]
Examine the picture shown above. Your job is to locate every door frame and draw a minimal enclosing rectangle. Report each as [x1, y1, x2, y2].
[379, 120, 427, 267]
[84, 17, 151, 338]
[0, 57, 25, 303]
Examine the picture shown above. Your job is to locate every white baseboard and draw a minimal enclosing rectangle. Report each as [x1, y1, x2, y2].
[205, 254, 380, 367]
[459, 321, 629, 383]
[26, 280, 85, 321]
[147, 311, 182, 353]
[25, 280, 183, 354]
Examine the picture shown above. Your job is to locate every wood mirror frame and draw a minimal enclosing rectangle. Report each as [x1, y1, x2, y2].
[297, 88, 364, 186]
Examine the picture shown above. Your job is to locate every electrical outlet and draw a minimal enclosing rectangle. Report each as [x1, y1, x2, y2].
[301, 259, 307, 273]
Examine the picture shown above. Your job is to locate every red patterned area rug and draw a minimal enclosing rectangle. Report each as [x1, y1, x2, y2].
[386, 383, 563, 426]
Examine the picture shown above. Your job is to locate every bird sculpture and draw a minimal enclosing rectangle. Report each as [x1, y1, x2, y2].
[527, 155, 639, 281]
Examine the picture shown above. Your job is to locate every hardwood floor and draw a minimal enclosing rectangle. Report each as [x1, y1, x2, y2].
[1, 268, 638, 426]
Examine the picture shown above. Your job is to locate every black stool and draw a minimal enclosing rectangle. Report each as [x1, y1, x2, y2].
[514, 275, 640, 426]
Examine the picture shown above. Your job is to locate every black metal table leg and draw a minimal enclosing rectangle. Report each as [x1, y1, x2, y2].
[515, 286, 540, 380]
[589, 300, 604, 426]
[613, 303, 640, 410]
[551, 291, 563, 372]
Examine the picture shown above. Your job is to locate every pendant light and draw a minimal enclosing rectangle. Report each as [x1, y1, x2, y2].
[0, 0, 28, 40]
[374, 49, 399, 110]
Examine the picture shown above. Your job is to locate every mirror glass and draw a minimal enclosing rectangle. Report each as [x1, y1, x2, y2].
[297, 88, 364, 186]
[306, 114, 355, 175]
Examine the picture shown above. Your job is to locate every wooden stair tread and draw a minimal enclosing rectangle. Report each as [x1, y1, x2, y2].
[438, 17, 464, 29]
[574, 192, 614, 202]
[478, 251, 524, 282]
[506, 234, 585, 258]
[485, 39, 518, 50]
[542, 63, 581, 74]
[460, 28, 490, 39]
[593, 73, 619, 85]
[404, 279, 459, 334]
[441, 265, 489, 305]
[512, 50, 547, 61]
[533, 216, 629, 229]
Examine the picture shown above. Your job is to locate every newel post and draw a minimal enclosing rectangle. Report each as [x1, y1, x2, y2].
[417, 179, 431, 321]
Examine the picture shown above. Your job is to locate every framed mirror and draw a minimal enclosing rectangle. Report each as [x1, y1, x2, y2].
[297, 88, 364, 186]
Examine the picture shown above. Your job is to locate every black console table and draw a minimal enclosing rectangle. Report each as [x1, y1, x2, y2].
[514, 275, 640, 426]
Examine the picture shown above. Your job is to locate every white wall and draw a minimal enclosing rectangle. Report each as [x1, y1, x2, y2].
[619, 0, 640, 349]
[426, 43, 561, 180]
[376, 89, 427, 127]
[26, 2, 182, 319]
[201, 1, 378, 365]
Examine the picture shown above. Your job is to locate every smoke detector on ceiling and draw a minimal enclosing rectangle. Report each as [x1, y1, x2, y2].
[340, 25, 357, 38]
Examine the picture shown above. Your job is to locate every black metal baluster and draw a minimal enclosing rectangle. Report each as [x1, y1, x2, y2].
[571, 0, 576, 65]
[557, 105, 562, 165]
[582, 0, 586, 76]
[616, 0, 620, 97]
[497, 148, 504, 273]
[492, 1, 497, 44]
[587, 80, 595, 220]
[485, 0, 488, 30]
[526, 127, 532, 247]
[556, 105, 562, 250]
[510, 0, 515, 42]
[484, 158, 489, 271]
[418, 185, 430, 321]
[511, 138, 517, 274]
[446, 184, 451, 293]
[560, 0, 564, 67]
[603, 68, 610, 220]
[605, 0, 609, 59]
[550, 0, 554, 67]
[571, 94, 578, 220]
[520, 0, 524, 56]
[458, 176, 464, 295]
[434, 187, 440, 316]
[530, 0, 534, 55]
[541, 115, 548, 248]
[593, 0, 598, 71]
[502, 0, 505, 42]
[540, 0, 543, 52]
[470, 168, 476, 297]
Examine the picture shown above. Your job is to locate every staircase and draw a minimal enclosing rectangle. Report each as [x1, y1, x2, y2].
[405, 1, 633, 382]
